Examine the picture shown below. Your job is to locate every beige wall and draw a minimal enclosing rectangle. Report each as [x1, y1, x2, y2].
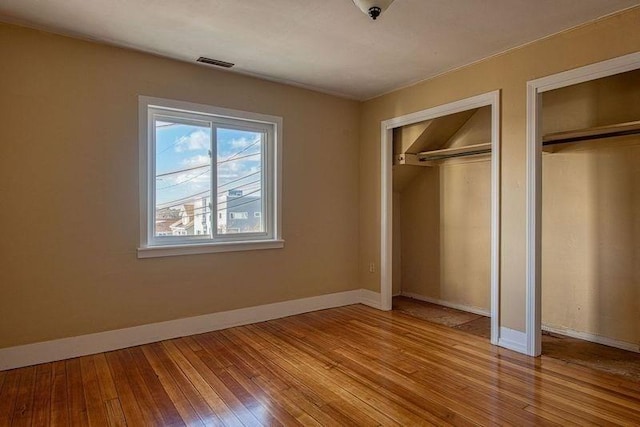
[540, 71, 640, 346]
[0, 23, 360, 349]
[360, 7, 640, 331]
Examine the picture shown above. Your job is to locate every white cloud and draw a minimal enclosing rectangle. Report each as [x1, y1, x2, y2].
[229, 137, 258, 149]
[175, 130, 209, 152]
[181, 155, 210, 166]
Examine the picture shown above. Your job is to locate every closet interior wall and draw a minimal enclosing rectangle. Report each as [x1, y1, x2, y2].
[541, 68, 640, 350]
[392, 107, 492, 314]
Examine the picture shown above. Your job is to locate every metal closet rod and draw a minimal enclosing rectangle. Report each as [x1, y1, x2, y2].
[418, 148, 491, 161]
[543, 122, 640, 146]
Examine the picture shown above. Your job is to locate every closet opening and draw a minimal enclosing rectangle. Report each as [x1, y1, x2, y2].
[527, 52, 640, 378]
[380, 91, 500, 345]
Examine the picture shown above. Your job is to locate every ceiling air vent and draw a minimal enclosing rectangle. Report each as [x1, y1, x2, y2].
[196, 57, 234, 68]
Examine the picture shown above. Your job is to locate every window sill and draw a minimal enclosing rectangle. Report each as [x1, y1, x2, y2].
[137, 239, 285, 259]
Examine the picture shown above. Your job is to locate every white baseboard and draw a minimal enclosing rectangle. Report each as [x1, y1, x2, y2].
[0, 289, 380, 371]
[400, 291, 490, 317]
[542, 324, 639, 353]
[360, 289, 383, 309]
[498, 327, 528, 354]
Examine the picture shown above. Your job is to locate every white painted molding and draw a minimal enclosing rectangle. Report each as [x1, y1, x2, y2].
[542, 325, 639, 354]
[360, 289, 383, 310]
[498, 327, 528, 354]
[400, 292, 490, 317]
[380, 90, 501, 344]
[0, 289, 379, 371]
[525, 52, 640, 358]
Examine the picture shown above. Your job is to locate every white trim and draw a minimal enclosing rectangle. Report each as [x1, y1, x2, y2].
[138, 95, 283, 257]
[526, 52, 640, 357]
[380, 124, 393, 311]
[380, 90, 501, 346]
[498, 327, 528, 354]
[137, 239, 285, 258]
[542, 325, 640, 354]
[0, 289, 376, 371]
[400, 292, 490, 317]
[359, 289, 383, 310]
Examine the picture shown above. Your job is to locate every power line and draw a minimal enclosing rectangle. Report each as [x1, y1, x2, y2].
[218, 152, 259, 165]
[217, 179, 260, 196]
[156, 185, 261, 211]
[156, 152, 259, 178]
[217, 188, 262, 207]
[156, 195, 264, 222]
[156, 164, 208, 178]
[218, 170, 261, 188]
[157, 170, 260, 201]
[158, 168, 211, 190]
[221, 138, 260, 163]
[156, 190, 210, 210]
[218, 196, 262, 211]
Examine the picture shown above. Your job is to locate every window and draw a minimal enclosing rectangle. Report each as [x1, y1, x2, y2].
[138, 96, 283, 258]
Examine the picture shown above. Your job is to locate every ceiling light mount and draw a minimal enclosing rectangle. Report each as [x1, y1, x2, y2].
[352, 0, 395, 20]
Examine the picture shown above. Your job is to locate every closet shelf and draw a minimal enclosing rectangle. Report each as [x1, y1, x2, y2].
[543, 120, 640, 146]
[417, 142, 491, 161]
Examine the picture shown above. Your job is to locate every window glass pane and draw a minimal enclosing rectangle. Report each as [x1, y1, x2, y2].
[154, 118, 212, 238]
[216, 128, 264, 234]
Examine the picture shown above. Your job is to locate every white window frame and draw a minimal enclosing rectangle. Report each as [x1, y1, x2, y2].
[138, 96, 283, 258]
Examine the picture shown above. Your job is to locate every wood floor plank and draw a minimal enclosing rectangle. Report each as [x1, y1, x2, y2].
[2, 303, 640, 425]
[115, 349, 167, 426]
[161, 340, 244, 427]
[31, 364, 53, 426]
[172, 338, 264, 427]
[93, 353, 118, 402]
[66, 359, 89, 426]
[8, 366, 36, 427]
[140, 345, 205, 427]
[50, 361, 69, 426]
[128, 346, 185, 426]
[190, 338, 282, 426]
[105, 350, 148, 426]
[104, 398, 127, 427]
[0, 369, 20, 426]
[80, 355, 110, 427]
[147, 342, 224, 426]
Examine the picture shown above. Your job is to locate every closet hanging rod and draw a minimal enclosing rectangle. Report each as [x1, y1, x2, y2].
[418, 148, 491, 161]
[416, 142, 491, 161]
[543, 120, 640, 146]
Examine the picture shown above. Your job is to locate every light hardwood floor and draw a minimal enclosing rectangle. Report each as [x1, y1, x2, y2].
[1, 304, 639, 426]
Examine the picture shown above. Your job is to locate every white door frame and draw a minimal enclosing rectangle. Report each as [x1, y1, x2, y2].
[380, 90, 501, 345]
[525, 51, 640, 356]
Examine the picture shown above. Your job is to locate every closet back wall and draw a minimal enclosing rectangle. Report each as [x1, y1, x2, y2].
[541, 71, 640, 347]
[399, 109, 492, 312]
[0, 23, 361, 349]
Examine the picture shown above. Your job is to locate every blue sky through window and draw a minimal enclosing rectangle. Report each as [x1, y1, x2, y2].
[154, 121, 262, 208]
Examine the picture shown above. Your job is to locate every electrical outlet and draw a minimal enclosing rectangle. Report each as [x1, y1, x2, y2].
[369, 262, 376, 273]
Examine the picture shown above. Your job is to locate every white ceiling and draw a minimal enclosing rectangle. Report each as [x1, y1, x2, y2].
[1, 0, 638, 100]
